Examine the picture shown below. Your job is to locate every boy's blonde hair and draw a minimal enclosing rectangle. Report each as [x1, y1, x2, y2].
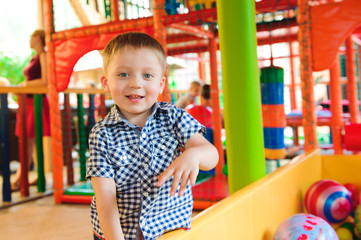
[102, 32, 167, 73]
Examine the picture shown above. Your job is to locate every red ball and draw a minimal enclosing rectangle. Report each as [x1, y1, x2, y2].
[304, 179, 352, 223]
[344, 183, 360, 211]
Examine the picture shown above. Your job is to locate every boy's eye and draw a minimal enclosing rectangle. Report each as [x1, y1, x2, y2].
[119, 73, 129, 78]
[144, 73, 153, 79]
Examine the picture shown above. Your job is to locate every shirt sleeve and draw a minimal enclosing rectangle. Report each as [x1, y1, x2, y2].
[172, 106, 206, 148]
[86, 125, 115, 179]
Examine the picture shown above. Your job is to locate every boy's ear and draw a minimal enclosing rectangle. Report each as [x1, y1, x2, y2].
[100, 75, 110, 91]
[159, 76, 166, 94]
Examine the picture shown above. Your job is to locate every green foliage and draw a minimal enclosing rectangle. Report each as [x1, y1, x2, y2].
[0, 52, 30, 85]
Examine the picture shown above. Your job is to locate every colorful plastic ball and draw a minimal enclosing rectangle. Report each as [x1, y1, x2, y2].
[304, 179, 352, 223]
[273, 213, 339, 240]
[344, 183, 360, 212]
[340, 221, 356, 239]
[331, 216, 355, 230]
[354, 204, 361, 237]
[336, 227, 353, 240]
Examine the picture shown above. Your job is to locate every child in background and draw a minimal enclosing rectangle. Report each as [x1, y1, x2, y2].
[87, 32, 218, 240]
[175, 80, 202, 108]
[185, 84, 213, 128]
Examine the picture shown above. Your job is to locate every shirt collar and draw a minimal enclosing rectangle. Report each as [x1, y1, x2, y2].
[103, 102, 170, 127]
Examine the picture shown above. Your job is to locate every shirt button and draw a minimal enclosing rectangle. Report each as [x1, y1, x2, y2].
[141, 133, 147, 138]
[143, 192, 149, 197]
[122, 155, 127, 160]
[161, 145, 166, 150]
[141, 220, 146, 227]
[143, 163, 149, 169]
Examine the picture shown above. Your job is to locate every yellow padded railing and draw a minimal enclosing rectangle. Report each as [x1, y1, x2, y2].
[159, 150, 324, 240]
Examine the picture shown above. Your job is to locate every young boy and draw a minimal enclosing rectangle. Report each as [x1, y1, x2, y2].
[175, 80, 202, 108]
[87, 32, 219, 240]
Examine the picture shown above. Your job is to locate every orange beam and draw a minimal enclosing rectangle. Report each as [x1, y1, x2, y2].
[167, 34, 206, 44]
[169, 23, 213, 39]
[289, 39, 299, 146]
[198, 53, 205, 82]
[52, 8, 218, 41]
[345, 36, 359, 123]
[167, 36, 299, 55]
[111, 0, 119, 21]
[44, 0, 64, 204]
[297, 0, 318, 152]
[329, 58, 343, 154]
[153, 0, 171, 103]
[52, 16, 154, 41]
[257, 18, 297, 32]
[257, 34, 298, 46]
[289, 38, 297, 110]
[209, 35, 224, 176]
[163, 8, 217, 25]
[256, 0, 297, 13]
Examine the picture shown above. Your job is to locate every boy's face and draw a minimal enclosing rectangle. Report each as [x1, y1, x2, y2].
[101, 47, 165, 122]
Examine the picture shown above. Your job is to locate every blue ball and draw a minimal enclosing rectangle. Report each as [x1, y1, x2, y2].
[274, 213, 339, 240]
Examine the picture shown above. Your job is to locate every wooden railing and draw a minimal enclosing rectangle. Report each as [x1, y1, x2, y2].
[0, 86, 108, 204]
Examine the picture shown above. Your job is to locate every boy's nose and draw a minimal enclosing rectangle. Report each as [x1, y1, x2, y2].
[129, 75, 141, 88]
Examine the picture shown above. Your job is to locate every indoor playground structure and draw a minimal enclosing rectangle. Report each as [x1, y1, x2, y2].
[1, 0, 361, 239]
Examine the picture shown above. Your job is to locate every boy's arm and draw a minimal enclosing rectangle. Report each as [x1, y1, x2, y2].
[91, 177, 125, 240]
[157, 132, 218, 196]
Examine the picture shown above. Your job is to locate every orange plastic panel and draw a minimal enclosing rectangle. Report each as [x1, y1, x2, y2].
[54, 33, 116, 91]
[311, 0, 361, 71]
[54, 28, 153, 91]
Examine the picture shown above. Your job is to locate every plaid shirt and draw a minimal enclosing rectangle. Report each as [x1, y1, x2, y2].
[87, 102, 205, 240]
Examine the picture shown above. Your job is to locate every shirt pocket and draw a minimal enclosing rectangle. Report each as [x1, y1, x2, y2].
[107, 144, 139, 189]
[151, 134, 178, 174]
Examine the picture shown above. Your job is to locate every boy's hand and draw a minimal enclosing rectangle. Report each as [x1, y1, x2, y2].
[156, 150, 200, 196]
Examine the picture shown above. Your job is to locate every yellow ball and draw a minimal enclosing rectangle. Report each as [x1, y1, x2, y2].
[336, 227, 353, 240]
[332, 216, 355, 230]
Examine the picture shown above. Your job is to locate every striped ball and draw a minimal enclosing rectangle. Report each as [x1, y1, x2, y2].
[304, 179, 352, 223]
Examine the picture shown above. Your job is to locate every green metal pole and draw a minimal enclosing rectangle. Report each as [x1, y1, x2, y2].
[216, 0, 266, 194]
[34, 94, 46, 192]
[77, 94, 87, 181]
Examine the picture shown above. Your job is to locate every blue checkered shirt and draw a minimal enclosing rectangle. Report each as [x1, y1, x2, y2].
[87, 102, 205, 240]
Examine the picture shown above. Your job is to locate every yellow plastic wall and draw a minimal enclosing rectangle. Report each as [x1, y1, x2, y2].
[158, 150, 324, 240]
[321, 154, 361, 187]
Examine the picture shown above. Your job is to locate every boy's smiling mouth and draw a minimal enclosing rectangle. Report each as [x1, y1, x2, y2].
[127, 94, 144, 100]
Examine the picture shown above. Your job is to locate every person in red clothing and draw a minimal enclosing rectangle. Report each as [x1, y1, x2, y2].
[12, 29, 51, 191]
[185, 84, 213, 128]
